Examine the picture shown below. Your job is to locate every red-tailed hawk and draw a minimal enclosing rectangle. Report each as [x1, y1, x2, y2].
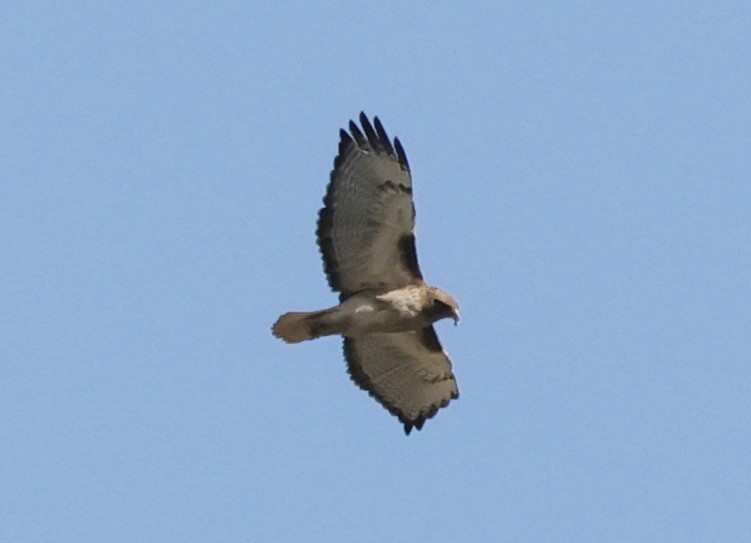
[272, 113, 459, 434]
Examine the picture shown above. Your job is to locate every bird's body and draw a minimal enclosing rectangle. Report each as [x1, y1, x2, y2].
[272, 113, 460, 434]
[273, 285, 458, 342]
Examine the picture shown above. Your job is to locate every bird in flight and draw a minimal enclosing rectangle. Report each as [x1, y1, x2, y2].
[272, 112, 459, 434]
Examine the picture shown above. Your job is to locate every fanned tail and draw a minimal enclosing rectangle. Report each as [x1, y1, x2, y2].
[272, 310, 332, 343]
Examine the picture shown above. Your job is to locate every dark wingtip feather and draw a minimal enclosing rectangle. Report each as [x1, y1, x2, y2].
[358, 111, 370, 132]
[394, 137, 409, 171]
[373, 116, 395, 155]
[342, 113, 410, 172]
[359, 112, 384, 153]
[349, 120, 367, 147]
[402, 416, 426, 436]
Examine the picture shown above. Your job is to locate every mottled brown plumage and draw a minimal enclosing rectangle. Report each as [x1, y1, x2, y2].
[272, 113, 459, 434]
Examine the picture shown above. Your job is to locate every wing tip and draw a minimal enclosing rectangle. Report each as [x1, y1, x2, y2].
[399, 392, 458, 435]
[394, 137, 409, 171]
[402, 417, 424, 435]
[342, 112, 409, 172]
[358, 110, 369, 129]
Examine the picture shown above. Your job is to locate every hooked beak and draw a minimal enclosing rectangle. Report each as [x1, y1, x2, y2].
[452, 310, 460, 326]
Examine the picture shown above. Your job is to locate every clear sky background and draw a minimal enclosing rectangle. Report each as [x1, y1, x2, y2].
[2, 2, 750, 542]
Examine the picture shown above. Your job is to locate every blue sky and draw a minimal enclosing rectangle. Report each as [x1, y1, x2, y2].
[2, 2, 750, 541]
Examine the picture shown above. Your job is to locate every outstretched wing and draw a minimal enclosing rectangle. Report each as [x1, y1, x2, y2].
[317, 112, 423, 300]
[343, 326, 458, 434]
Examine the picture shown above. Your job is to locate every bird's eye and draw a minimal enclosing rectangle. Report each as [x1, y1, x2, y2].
[434, 300, 451, 311]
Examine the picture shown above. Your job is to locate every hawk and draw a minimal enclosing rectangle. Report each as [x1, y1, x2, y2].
[272, 112, 459, 434]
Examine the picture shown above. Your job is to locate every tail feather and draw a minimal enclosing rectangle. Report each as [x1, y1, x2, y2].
[272, 310, 331, 343]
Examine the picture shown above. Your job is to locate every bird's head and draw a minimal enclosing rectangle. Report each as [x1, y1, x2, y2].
[428, 287, 460, 326]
